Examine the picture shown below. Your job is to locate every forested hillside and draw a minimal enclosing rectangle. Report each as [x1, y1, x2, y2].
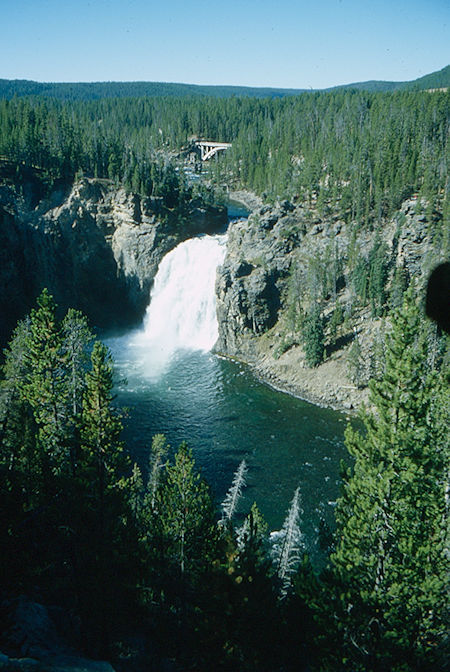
[0, 80, 449, 671]
[0, 85, 448, 400]
[327, 63, 450, 92]
[0, 64, 448, 100]
[1, 87, 448, 226]
[0, 79, 307, 100]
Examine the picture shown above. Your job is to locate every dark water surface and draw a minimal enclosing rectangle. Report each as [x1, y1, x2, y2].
[106, 339, 349, 564]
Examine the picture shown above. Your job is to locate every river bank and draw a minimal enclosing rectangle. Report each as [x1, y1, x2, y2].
[220, 191, 367, 413]
[218, 190, 439, 415]
[251, 344, 368, 412]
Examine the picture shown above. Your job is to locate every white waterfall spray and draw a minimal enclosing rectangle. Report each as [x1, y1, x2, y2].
[129, 234, 227, 377]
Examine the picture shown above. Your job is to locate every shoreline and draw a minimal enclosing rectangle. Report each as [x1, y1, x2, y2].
[251, 360, 362, 415]
[215, 346, 367, 415]
[217, 187, 370, 415]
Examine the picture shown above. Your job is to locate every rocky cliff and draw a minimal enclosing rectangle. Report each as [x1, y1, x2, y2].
[0, 175, 226, 344]
[215, 196, 446, 410]
[0, 170, 445, 412]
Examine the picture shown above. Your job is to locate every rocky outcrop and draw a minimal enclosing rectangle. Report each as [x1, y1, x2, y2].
[0, 177, 226, 344]
[215, 195, 444, 411]
[216, 200, 299, 358]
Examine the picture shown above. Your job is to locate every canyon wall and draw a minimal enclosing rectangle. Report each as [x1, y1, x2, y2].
[0, 176, 226, 343]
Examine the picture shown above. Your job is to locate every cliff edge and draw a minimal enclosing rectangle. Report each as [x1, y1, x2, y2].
[215, 196, 446, 410]
[0, 174, 226, 343]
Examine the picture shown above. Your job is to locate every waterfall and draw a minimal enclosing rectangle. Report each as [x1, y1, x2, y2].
[128, 234, 227, 377]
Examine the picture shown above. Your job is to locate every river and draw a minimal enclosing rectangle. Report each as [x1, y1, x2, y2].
[106, 214, 349, 564]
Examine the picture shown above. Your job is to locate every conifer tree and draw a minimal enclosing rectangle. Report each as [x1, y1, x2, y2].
[128, 462, 144, 520]
[146, 432, 169, 510]
[159, 443, 217, 576]
[220, 458, 248, 526]
[272, 487, 304, 598]
[76, 341, 135, 651]
[302, 304, 325, 367]
[0, 317, 32, 461]
[80, 341, 127, 504]
[328, 289, 449, 670]
[236, 501, 268, 553]
[24, 289, 70, 478]
[62, 308, 94, 474]
[62, 308, 93, 419]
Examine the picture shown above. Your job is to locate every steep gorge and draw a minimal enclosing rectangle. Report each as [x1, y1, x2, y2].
[215, 195, 447, 410]
[0, 174, 226, 343]
[0, 170, 446, 412]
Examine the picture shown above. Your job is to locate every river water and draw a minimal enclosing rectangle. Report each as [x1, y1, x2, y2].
[106, 224, 349, 564]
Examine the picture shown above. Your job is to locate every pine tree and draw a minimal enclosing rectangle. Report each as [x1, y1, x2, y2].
[0, 317, 32, 458]
[390, 263, 409, 310]
[368, 234, 388, 317]
[128, 462, 144, 519]
[220, 458, 248, 526]
[159, 443, 216, 576]
[328, 289, 449, 670]
[62, 308, 94, 474]
[272, 487, 304, 598]
[329, 301, 344, 344]
[302, 304, 325, 367]
[347, 333, 366, 387]
[146, 432, 169, 510]
[236, 501, 268, 553]
[80, 341, 127, 509]
[76, 341, 134, 651]
[62, 308, 93, 419]
[24, 289, 70, 478]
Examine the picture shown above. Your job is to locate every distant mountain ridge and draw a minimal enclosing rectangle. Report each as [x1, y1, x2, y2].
[327, 64, 450, 92]
[0, 65, 448, 100]
[0, 79, 307, 100]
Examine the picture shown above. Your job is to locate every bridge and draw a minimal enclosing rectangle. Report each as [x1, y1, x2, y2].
[195, 140, 232, 161]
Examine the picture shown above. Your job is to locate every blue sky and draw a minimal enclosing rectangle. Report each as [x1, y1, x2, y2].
[1, 0, 449, 88]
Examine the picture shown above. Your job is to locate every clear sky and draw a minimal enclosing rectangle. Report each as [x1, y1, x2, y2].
[1, 0, 449, 89]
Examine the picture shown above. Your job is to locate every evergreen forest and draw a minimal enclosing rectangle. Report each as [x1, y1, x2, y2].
[0, 289, 448, 671]
[0, 87, 449, 230]
[0, 82, 449, 670]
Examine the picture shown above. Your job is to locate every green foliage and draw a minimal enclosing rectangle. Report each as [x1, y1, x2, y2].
[352, 255, 369, 303]
[62, 308, 93, 416]
[0, 291, 140, 653]
[24, 289, 69, 475]
[351, 235, 389, 314]
[302, 304, 325, 367]
[157, 442, 217, 576]
[390, 263, 409, 310]
[1, 66, 449, 101]
[145, 432, 169, 509]
[329, 301, 344, 343]
[347, 335, 365, 387]
[367, 234, 389, 316]
[1, 287, 448, 669]
[80, 341, 128, 500]
[1, 88, 448, 228]
[325, 290, 449, 670]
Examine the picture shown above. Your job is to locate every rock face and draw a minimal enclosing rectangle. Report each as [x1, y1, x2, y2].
[216, 200, 299, 358]
[215, 195, 444, 410]
[0, 177, 226, 343]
